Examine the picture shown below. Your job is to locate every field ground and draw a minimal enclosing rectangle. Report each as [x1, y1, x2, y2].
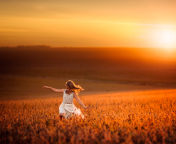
[1, 74, 174, 101]
[0, 89, 176, 143]
[0, 47, 176, 143]
[0, 47, 176, 100]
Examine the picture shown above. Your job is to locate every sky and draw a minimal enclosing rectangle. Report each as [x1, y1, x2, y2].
[0, 0, 176, 48]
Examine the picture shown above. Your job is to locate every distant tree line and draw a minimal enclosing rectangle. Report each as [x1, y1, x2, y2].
[0, 45, 51, 50]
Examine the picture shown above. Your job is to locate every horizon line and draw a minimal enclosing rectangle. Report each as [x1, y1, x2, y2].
[0, 45, 170, 49]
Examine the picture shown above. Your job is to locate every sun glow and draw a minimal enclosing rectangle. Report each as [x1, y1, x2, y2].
[152, 29, 176, 50]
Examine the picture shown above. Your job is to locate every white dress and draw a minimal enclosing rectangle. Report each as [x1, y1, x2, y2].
[59, 90, 84, 119]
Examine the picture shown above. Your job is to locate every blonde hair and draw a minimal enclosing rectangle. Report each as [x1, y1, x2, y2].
[65, 80, 84, 94]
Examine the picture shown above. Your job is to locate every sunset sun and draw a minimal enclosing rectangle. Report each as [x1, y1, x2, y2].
[152, 29, 176, 50]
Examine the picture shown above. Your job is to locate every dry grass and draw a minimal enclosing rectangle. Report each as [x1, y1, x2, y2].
[0, 89, 176, 143]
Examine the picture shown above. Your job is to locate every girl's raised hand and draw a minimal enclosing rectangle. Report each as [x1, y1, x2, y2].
[43, 86, 49, 89]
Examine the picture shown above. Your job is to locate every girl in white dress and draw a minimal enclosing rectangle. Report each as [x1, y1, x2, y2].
[43, 80, 89, 119]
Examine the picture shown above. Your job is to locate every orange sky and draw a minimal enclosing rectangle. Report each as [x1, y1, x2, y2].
[0, 0, 176, 48]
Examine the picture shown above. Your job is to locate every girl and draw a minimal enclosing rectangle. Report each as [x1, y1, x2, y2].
[43, 80, 89, 119]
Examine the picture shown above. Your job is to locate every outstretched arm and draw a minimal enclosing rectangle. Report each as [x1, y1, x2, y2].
[73, 92, 89, 109]
[43, 86, 65, 93]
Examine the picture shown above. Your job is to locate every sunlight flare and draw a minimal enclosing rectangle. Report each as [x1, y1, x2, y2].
[152, 29, 176, 50]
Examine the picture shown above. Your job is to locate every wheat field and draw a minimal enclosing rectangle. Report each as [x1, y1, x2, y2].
[0, 89, 176, 144]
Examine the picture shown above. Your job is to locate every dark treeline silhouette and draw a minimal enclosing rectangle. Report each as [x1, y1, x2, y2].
[0, 45, 51, 50]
